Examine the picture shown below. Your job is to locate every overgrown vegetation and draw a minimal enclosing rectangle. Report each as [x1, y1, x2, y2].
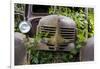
[49, 6, 94, 52]
[14, 4, 25, 32]
[14, 4, 94, 64]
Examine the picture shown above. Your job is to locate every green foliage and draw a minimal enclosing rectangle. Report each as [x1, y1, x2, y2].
[24, 32, 50, 64]
[25, 32, 78, 64]
[88, 8, 94, 37]
[14, 4, 25, 32]
[15, 3, 25, 12]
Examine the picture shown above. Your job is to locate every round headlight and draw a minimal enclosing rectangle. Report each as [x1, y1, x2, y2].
[19, 21, 31, 33]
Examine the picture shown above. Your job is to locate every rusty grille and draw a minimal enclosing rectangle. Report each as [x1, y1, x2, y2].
[40, 26, 75, 51]
[58, 28, 75, 50]
[60, 28, 75, 41]
[40, 26, 56, 38]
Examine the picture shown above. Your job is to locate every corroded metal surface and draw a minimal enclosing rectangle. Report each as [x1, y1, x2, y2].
[80, 37, 94, 61]
[14, 32, 27, 65]
[37, 15, 76, 51]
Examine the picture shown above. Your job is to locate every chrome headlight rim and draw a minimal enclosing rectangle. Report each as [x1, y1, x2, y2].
[19, 21, 32, 33]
